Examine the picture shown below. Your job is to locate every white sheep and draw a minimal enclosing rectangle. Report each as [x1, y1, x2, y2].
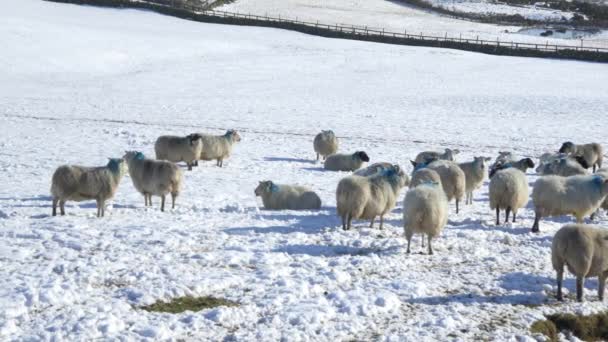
[403, 182, 448, 255]
[458, 156, 491, 205]
[410, 168, 442, 188]
[154, 134, 203, 171]
[537, 157, 588, 177]
[123, 151, 183, 211]
[531, 174, 608, 232]
[197, 129, 241, 167]
[313, 130, 338, 161]
[414, 148, 460, 164]
[552, 224, 608, 302]
[336, 165, 406, 230]
[411, 160, 465, 213]
[324, 151, 370, 172]
[559, 141, 604, 172]
[50, 158, 128, 217]
[254, 181, 321, 210]
[489, 168, 529, 225]
[353, 162, 392, 177]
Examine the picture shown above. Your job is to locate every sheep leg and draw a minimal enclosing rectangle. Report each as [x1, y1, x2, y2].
[593, 164, 597, 173]
[347, 215, 353, 231]
[421, 234, 425, 247]
[96, 199, 101, 218]
[512, 210, 517, 223]
[194, 160, 198, 167]
[495, 207, 500, 225]
[379, 215, 384, 230]
[427, 235, 433, 255]
[161, 195, 166, 212]
[60, 200, 66, 216]
[144, 194, 148, 206]
[505, 207, 511, 224]
[342, 216, 347, 230]
[406, 232, 413, 254]
[171, 192, 177, 209]
[456, 199, 459, 214]
[556, 266, 564, 301]
[187, 162, 192, 171]
[369, 217, 375, 228]
[148, 195, 153, 207]
[316, 153, 319, 161]
[52, 198, 58, 216]
[599, 273, 606, 301]
[576, 276, 585, 302]
[531, 213, 540, 232]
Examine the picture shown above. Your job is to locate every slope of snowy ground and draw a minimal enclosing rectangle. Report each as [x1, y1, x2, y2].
[219, 0, 608, 48]
[426, 0, 577, 21]
[2, 0, 608, 340]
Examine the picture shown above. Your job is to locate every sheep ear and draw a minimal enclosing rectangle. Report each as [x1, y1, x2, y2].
[410, 160, 417, 167]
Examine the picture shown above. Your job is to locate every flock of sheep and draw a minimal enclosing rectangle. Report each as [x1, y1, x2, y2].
[49, 129, 608, 302]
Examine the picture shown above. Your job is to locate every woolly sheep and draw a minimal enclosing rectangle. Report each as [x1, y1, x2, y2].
[354, 163, 410, 188]
[411, 160, 465, 213]
[531, 174, 608, 232]
[324, 151, 370, 172]
[552, 224, 608, 302]
[414, 148, 460, 164]
[410, 168, 442, 188]
[458, 156, 491, 205]
[51, 158, 128, 217]
[537, 157, 588, 177]
[154, 134, 203, 171]
[254, 181, 321, 210]
[197, 129, 241, 167]
[313, 130, 338, 161]
[403, 182, 448, 255]
[597, 168, 608, 213]
[489, 158, 535, 178]
[559, 141, 604, 172]
[123, 151, 183, 211]
[336, 165, 406, 230]
[536, 153, 587, 174]
[489, 168, 529, 225]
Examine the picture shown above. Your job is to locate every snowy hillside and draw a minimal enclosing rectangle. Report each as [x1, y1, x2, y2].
[2, 0, 608, 340]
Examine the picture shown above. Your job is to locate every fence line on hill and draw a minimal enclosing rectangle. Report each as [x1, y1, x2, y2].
[46, 0, 608, 62]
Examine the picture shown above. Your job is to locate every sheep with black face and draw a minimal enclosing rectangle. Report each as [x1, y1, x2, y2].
[155, 133, 203, 171]
[324, 151, 370, 172]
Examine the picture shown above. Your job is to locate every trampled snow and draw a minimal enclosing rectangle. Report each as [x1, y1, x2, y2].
[1, 0, 608, 340]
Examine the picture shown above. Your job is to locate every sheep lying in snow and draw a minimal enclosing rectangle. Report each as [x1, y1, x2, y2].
[489, 158, 535, 178]
[531, 174, 608, 232]
[414, 148, 459, 164]
[537, 157, 588, 177]
[552, 224, 608, 302]
[559, 141, 604, 172]
[155, 134, 203, 171]
[197, 129, 241, 167]
[403, 182, 448, 255]
[313, 130, 338, 161]
[410, 168, 441, 188]
[489, 168, 529, 225]
[124, 151, 183, 211]
[458, 156, 491, 205]
[254, 181, 321, 210]
[51, 158, 128, 217]
[411, 160, 465, 213]
[336, 165, 406, 230]
[324, 151, 369, 171]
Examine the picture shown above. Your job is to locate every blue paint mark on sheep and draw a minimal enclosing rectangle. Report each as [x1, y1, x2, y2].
[414, 162, 428, 171]
[270, 184, 280, 193]
[134, 152, 145, 160]
[107, 159, 122, 174]
[592, 175, 605, 187]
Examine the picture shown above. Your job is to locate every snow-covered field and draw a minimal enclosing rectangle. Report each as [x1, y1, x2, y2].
[219, 0, 608, 48]
[2, 0, 608, 340]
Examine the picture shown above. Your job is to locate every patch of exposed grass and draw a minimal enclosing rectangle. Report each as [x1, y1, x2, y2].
[531, 312, 608, 341]
[141, 296, 238, 314]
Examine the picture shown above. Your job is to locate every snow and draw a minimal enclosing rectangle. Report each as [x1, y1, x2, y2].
[218, 0, 608, 48]
[2, 0, 608, 340]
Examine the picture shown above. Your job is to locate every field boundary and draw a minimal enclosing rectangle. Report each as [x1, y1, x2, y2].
[44, 0, 608, 62]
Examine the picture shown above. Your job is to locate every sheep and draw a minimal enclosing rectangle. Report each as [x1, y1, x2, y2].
[123, 151, 183, 211]
[336, 165, 406, 230]
[414, 148, 460, 164]
[488, 168, 529, 225]
[411, 160, 465, 213]
[197, 129, 241, 167]
[458, 156, 491, 205]
[559, 141, 604, 172]
[254, 181, 321, 210]
[403, 181, 448, 255]
[537, 157, 588, 177]
[50, 158, 128, 217]
[536, 153, 588, 174]
[410, 168, 442, 188]
[154, 134, 203, 171]
[353, 162, 392, 177]
[531, 174, 608, 232]
[551, 224, 608, 302]
[313, 130, 338, 161]
[324, 151, 370, 172]
[489, 158, 535, 178]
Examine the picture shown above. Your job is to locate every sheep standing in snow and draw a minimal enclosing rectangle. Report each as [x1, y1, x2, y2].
[353, 162, 392, 177]
[403, 182, 448, 255]
[313, 130, 338, 161]
[411, 160, 465, 213]
[559, 141, 604, 172]
[489, 168, 529, 225]
[324, 151, 370, 172]
[537, 157, 588, 177]
[552, 224, 608, 302]
[531, 174, 608, 232]
[197, 129, 241, 167]
[489, 158, 535, 178]
[123, 151, 183, 211]
[336, 165, 406, 230]
[414, 148, 460, 164]
[458, 156, 491, 205]
[254, 181, 321, 210]
[410, 168, 442, 188]
[154, 134, 203, 171]
[50, 158, 128, 217]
